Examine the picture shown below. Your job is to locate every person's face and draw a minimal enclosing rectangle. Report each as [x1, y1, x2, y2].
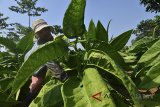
[36, 27, 52, 39]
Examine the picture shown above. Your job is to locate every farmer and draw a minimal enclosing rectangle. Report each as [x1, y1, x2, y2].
[24, 19, 68, 105]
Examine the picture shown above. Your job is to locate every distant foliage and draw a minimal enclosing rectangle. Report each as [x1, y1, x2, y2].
[9, 0, 48, 27]
[140, 0, 160, 13]
[0, 12, 9, 31]
[133, 15, 160, 41]
[1, 0, 160, 107]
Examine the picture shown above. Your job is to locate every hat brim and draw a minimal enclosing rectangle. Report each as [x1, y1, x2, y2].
[35, 25, 54, 33]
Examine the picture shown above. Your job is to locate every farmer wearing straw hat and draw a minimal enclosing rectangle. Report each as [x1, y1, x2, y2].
[23, 19, 68, 105]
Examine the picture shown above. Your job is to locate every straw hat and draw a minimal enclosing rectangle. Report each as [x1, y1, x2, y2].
[32, 19, 54, 33]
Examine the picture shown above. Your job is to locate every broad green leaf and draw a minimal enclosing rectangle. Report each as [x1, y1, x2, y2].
[0, 52, 2, 61]
[90, 40, 110, 52]
[139, 50, 160, 76]
[96, 21, 108, 43]
[106, 52, 127, 70]
[16, 32, 34, 54]
[86, 49, 142, 107]
[86, 20, 96, 40]
[29, 80, 63, 107]
[142, 94, 160, 107]
[0, 70, 16, 76]
[62, 68, 116, 107]
[0, 92, 19, 107]
[138, 39, 160, 67]
[0, 37, 16, 52]
[135, 66, 150, 78]
[62, 77, 83, 107]
[139, 61, 160, 89]
[83, 68, 116, 107]
[88, 41, 127, 70]
[9, 39, 68, 97]
[109, 30, 132, 51]
[0, 66, 15, 76]
[41, 84, 63, 107]
[146, 54, 160, 67]
[64, 52, 78, 69]
[142, 100, 160, 107]
[89, 40, 109, 53]
[129, 37, 158, 53]
[63, 0, 86, 38]
[0, 77, 14, 92]
[110, 90, 129, 107]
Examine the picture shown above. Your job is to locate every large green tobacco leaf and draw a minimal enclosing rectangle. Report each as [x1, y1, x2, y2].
[106, 52, 127, 70]
[29, 80, 63, 107]
[0, 37, 16, 52]
[139, 61, 160, 89]
[88, 41, 127, 70]
[16, 32, 34, 54]
[0, 77, 14, 92]
[83, 68, 115, 107]
[110, 90, 129, 107]
[138, 39, 160, 67]
[0, 92, 19, 107]
[63, 0, 86, 39]
[0, 70, 16, 76]
[9, 39, 68, 97]
[62, 68, 116, 107]
[142, 93, 160, 107]
[86, 49, 142, 107]
[109, 30, 132, 51]
[0, 52, 2, 61]
[129, 37, 158, 53]
[96, 21, 108, 43]
[86, 20, 96, 40]
[90, 41, 127, 69]
[142, 100, 160, 107]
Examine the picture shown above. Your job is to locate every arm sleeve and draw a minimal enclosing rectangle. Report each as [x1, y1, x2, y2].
[45, 61, 68, 82]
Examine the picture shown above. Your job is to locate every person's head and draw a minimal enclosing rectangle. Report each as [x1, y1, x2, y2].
[32, 19, 54, 43]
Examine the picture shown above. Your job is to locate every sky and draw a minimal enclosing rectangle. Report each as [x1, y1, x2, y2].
[0, 0, 157, 45]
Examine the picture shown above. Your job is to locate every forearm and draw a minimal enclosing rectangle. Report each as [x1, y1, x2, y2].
[30, 65, 47, 92]
[24, 75, 46, 106]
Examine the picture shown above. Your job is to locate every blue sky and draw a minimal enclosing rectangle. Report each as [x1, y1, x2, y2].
[0, 0, 156, 44]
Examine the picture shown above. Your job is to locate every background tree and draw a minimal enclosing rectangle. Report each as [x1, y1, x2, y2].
[0, 12, 9, 34]
[7, 23, 32, 42]
[140, 0, 160, 13]
[0, 12, 16, 50]
[9, 0, 48, 28]
[133, 15, 160, 41]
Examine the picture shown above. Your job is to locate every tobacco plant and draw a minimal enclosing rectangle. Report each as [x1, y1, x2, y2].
[1, 0, 160, 107]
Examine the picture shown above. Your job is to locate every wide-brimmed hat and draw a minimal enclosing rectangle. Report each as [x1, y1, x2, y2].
[32, 19, 54, 33]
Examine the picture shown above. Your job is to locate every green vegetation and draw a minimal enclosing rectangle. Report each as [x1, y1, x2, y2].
[1, 0, 160, 107]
